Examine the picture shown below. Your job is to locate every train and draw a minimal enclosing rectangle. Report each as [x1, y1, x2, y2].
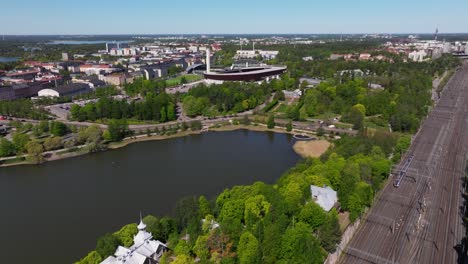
[394, 154, 415, 188]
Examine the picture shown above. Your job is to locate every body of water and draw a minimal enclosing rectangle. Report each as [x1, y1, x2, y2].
[0, 130, 300, 264]
[47, 40, 132, 45]
[0, 57, 19, 62]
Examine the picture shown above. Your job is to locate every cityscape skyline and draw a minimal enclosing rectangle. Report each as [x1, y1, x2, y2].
[1, 0, 467, 35]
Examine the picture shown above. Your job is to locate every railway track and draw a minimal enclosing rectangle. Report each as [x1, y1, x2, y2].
[341, 61, 468, 264]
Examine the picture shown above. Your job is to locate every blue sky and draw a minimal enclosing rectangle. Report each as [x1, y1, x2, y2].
[1, 0, 467, 34]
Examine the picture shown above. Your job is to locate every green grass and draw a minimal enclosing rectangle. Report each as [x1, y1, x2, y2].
[335, 123, 353, 129]
[166, 74, 202, 87]
[273, 103, 289, 114]
[0, 157, 26, 165]
[364, 120, 388, 130]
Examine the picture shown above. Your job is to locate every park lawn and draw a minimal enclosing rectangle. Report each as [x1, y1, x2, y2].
[273, 103, 289, 113]
[166, 74, 202, 87]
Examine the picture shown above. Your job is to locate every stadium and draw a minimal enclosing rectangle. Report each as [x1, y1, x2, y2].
[202, 49, 287, 83]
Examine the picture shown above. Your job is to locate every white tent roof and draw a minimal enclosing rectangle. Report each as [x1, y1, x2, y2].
[310, 185, 338, 212]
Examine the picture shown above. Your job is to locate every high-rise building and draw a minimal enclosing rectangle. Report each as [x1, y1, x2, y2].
[62, 52, 69, 61]
[106, 42, 129, 53]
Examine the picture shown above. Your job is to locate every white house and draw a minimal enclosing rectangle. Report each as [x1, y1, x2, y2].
[310, 185, 338, 212]
[101, 218, 168, 264]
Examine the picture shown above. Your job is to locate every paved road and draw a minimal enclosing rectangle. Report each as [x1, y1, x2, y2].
[341, 62, 468, 264]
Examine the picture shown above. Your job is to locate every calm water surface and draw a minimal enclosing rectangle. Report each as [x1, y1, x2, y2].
[0, 130, 300, 264]
[0, 57, 19, 62]
[47, 40, 132, 45]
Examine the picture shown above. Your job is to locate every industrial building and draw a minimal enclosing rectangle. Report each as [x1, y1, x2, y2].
[37, 83, 91, 98]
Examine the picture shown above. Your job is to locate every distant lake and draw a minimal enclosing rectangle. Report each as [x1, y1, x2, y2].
[0, 57, 19, 62]
[0, 130, 300, 264]
[47, 40, 133, 45]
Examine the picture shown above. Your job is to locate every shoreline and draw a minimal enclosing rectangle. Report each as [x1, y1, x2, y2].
[0, 124, 326, 168]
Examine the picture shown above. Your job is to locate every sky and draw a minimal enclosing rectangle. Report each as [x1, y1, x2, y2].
[1, 0, 467, 35]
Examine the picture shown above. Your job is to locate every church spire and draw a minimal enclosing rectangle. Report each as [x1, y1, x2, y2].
[137, 212, 146, 230]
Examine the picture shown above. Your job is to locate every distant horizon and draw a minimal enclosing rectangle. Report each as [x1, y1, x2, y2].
[2, 0, 467, 35]
[2, 32, 468, 36]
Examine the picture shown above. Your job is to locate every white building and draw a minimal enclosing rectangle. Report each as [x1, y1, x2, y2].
[283, 89, 302, 99]
[110, 48, 138, 56]
[235, 50, 279, 60]
[408, 50, 427, 62]
[101, 218, 168, 264]
[310, 185, 338, 212]
[443, 42, 452, 54]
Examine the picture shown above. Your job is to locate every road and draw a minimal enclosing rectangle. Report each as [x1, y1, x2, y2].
[341, 62, 468, 264]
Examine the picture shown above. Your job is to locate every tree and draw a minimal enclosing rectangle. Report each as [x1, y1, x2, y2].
[167, 103, 176, 121]
[244, 195, 271, 228]
[174, 239, 191, 256]
[175, 196, 200, 232]
[113, 224, 137, 247]
[286, 121, 293, 132]
[193, 235, 210, 261]
[26, 140, 44, 164]
[238, 231, 259, 264]
[43, 137, 63, 151]
[298, 201, 326, 230]
[318, 209, 342, 253]
[279, 222, 325, 263]
[12, 133, 30, 153]
[160, 106, 167, 122]
[76, 250, 102, 264]
[95, 233, 119, 259]
[316, 126, 325, 136]
[349, 104, 366, 131]
[171, 255, 195, 264]
[198, 195, 212, 217]
[50, 121, 68, 137]
[267, 114, 275, 129]
[0, 138, 15, 157]
[107, 119, 129, 142]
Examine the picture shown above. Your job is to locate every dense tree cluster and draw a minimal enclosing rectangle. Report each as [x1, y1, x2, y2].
[0, 99, 49, 120]
[70, 92, 176, 122]
[283, 55, 459, 133]
[182, 82, 272, 117]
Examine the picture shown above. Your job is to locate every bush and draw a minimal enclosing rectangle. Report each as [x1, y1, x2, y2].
[267, 115, 275, 129]
[190, 120, 202, 131]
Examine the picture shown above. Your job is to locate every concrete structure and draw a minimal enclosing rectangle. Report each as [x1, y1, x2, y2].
[465, 43, 468, 54]
[101, 217, 168, 264]
[310, 185, 338, 212]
